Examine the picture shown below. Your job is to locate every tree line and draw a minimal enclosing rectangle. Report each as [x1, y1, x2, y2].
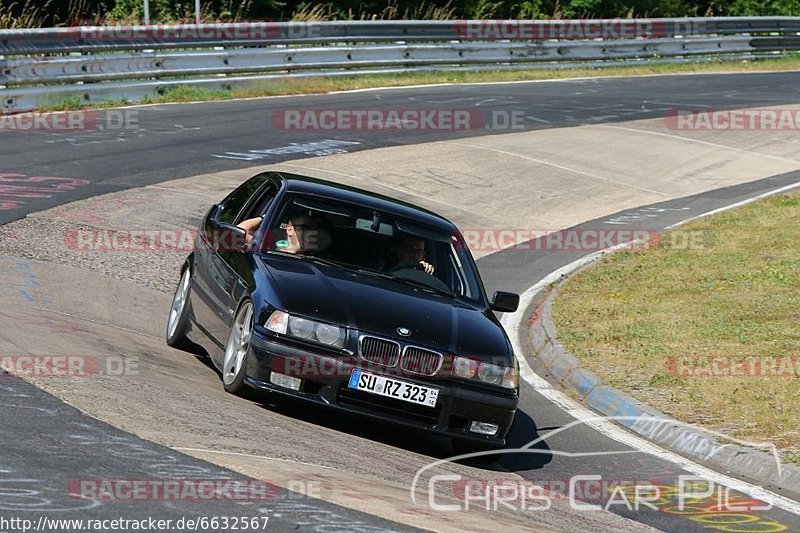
[3, 0, 800, 28]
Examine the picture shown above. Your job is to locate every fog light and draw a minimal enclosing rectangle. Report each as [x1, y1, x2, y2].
[270, 372, 301, 391]
[469, 421, 499, 436]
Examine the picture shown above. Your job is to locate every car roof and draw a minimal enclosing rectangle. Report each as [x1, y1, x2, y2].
[273, 172, 458, 233]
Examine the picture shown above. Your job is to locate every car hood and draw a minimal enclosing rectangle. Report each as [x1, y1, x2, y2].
[258, 254, 511, 359]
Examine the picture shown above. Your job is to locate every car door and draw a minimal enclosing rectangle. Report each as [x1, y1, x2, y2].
[194, 174, 272, 347]
[216, 181, 280, 338]
[190, 204, 225, 345]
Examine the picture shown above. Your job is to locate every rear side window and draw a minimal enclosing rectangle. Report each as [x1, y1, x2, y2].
[218, 175, 270, 225]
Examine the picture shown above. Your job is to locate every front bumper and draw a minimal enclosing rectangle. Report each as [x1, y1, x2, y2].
[246, 330, 518, 446]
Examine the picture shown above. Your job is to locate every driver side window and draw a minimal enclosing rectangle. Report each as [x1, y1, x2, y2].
[238, 183, 277, 224]
[218, 175, 270, 225]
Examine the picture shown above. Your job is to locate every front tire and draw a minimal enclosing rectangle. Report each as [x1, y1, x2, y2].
[166, 267, 193, 350]
[222, 300, 254, 396]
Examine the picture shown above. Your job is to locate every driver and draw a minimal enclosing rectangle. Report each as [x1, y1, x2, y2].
[390, 235, 434, 275]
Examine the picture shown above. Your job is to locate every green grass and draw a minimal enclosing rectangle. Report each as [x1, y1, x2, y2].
[551, 192, 800, 465]
[34, 54, 800, 112]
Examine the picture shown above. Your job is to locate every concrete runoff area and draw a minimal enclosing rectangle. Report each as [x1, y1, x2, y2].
[2, 104, 800, 530]
[6, 70, 800, 229]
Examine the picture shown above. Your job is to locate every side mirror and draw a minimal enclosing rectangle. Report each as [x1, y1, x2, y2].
[490, 291, 519, 313]
[215, 223, 248, 252]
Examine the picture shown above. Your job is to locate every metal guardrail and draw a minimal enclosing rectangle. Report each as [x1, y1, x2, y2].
[1, 17, 798, 113]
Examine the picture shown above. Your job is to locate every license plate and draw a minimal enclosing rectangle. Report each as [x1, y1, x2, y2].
[348, 369, 439, 408]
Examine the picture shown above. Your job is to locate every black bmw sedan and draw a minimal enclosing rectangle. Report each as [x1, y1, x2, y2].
[166, 171, 520, 453]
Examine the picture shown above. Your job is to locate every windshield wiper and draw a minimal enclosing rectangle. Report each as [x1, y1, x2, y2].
[382, 274, 456, 298]
[266, 251, 455, 297]
[267, 251, 366, 273]
[326, 264, 456, 298]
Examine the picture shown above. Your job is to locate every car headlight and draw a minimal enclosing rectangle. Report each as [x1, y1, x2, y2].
[288, 316, 315, 340]
[452, 355, 515, 389]
[477, 362, 505, 385]
[265, 310, 345, 349]
[315, 322, 343, 346]
[453, 356, 479, 378]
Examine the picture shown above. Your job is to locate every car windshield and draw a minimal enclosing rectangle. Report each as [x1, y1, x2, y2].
[261, 193, 485, 304]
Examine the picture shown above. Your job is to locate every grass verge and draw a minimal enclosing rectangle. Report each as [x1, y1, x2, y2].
[551, 192, 800, 465]
[33, 55, 800, 112]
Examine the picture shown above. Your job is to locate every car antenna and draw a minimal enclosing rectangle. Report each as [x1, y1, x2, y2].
[371, 211, 381, 232]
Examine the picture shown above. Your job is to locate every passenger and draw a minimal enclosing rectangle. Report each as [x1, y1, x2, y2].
[238, 213, 328, 253]
[281, 214, 322, 254]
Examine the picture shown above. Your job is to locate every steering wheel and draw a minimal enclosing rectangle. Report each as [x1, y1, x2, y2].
[390, 262, 425, 272]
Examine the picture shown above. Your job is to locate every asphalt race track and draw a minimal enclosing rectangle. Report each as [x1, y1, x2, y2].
[2, 71, 800, 532]
[1, 377, 420, 532]
[4, 71, 800, 226]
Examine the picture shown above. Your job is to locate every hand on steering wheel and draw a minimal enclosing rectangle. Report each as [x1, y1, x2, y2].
[391, 261, 435, 275]
[416, 260, 435, 275]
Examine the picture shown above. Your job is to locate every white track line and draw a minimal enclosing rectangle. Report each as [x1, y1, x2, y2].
[665, 180, 800, 230]
[446, 141, 670, 197]
[500, 181, 800, 517]
[597, 123, 800, 165]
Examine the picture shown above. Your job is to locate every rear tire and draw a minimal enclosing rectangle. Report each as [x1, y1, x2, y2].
[166, 267, 193, 350]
